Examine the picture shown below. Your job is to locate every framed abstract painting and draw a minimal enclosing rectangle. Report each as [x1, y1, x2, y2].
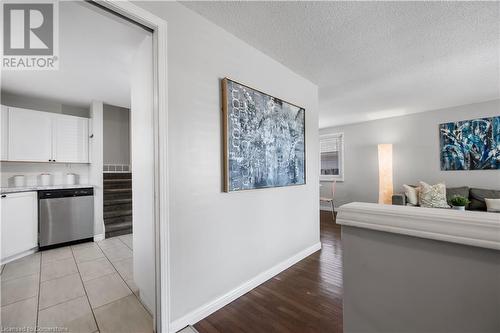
[439, 116, 500, 170]
[221, 78, 306, 192]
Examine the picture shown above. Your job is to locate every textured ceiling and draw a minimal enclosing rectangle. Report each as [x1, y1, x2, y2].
[182, 1, 500, 128]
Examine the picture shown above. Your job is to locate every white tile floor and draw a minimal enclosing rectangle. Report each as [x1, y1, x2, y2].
[0, 234, 153, 333]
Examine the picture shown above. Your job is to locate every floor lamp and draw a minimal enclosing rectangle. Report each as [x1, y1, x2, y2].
[378, 144, 394, 204]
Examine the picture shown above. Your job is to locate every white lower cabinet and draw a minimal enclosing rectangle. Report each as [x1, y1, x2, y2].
[1, 191, 38, 263]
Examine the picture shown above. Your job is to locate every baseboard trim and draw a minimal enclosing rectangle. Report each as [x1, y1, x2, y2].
[93, 233, 105, 242]
[320, 204, 337, 212]
[1, 247, 38, 265]
[169, 242, 322, 333]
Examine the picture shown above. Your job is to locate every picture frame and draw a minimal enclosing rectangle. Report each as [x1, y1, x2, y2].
[221, 78, 306, 192]
[439, 116, 500, 171]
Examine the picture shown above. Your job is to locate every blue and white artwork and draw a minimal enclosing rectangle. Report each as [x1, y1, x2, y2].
[223, 78, 306, 192]
[439, 116, 500, 170]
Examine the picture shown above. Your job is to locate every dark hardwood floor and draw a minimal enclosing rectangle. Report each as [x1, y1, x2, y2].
[194, 211, 343, 333]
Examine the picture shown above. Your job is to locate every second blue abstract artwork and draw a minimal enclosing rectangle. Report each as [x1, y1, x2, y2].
[222, 78, 306, 192]
[439, 116, 500, 170]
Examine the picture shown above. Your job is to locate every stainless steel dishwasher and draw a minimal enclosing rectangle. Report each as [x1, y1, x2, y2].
[39, 188, 94, 248]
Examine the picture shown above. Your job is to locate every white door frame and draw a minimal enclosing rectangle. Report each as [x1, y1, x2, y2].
[93, 2, 169, 332]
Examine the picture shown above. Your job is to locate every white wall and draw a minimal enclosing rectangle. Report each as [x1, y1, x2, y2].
[131, 36, 155, 314]
[320, 99, 500, 207]
[135, 1, 319, 324]
[103, 104, 130, 166]
[0, 162, 89, 187]
[2, 91, 89, 117]
[89, 101, 104, 237]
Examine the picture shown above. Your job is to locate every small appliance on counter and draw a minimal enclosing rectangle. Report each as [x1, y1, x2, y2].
[12, 175, 26, 187]
[66, 173, 77, 185]
[39, 173, 52, 186]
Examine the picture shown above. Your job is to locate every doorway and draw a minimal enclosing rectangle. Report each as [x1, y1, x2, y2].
[0, 1, 167, 332]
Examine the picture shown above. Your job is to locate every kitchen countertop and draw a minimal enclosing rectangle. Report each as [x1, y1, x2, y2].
[1, 184, 94, 194]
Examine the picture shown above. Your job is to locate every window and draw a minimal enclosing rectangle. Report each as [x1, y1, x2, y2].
[320, 133, 344, 181]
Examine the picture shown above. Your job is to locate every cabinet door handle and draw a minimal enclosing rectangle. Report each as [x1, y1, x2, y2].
[1, 195, 6, 198]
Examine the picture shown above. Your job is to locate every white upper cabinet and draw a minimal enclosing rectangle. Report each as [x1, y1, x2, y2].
[53, 114, 89, 163]
[3, 106, 90, 163]
[1, 105, 8, 160]
[8, 107, 53, 162]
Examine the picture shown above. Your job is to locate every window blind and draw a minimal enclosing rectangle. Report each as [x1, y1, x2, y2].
[320, 135, 343, 153]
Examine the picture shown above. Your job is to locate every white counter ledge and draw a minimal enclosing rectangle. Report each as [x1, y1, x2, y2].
[1, 184, 94, 194]
[337, 202, 500, 251]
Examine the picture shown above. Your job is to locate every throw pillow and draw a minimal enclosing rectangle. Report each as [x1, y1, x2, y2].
[418, 181, 450, 208]
[403, 184, 419, 206]
[469, 188, 500, 211]
[485, 198, 500, 213]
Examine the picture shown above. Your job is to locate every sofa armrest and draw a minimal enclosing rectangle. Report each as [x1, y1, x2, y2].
[392, 193, 406, 206]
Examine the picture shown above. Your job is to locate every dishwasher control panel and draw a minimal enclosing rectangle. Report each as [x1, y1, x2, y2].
[38, 188, 94, 199]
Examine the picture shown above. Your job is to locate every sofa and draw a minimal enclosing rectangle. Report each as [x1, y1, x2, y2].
[392, 186, 500, 211]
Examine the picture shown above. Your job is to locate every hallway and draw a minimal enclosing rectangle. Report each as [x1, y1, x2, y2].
[195, 211, 343, 333]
